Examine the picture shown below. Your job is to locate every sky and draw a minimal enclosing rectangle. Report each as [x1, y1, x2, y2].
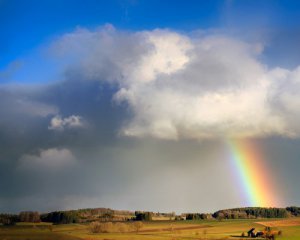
[1, 0, 300, 214]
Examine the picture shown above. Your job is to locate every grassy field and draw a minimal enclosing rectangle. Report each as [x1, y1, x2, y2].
[1, 218, 300, 240]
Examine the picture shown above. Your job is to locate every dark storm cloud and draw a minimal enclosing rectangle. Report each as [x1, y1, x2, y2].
[0, 79, 234, 213]
[0, 86, 57, 168]
[1, 77, 300, 213]
[0, 79, 130, 212]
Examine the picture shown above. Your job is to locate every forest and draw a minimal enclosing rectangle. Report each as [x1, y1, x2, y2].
[1, 206, 300, 225]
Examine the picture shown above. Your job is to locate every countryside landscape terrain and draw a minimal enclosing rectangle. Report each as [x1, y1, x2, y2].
[3, 1, 300, 240]
[1, 207, 300, 240]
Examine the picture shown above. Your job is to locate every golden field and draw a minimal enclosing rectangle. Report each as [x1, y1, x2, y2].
[1, 218, 300, 240]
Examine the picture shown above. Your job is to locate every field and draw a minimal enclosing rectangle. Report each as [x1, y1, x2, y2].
[1, 218, 300, 240]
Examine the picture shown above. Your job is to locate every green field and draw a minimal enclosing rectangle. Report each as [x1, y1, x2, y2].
[1, 218, 300, 240]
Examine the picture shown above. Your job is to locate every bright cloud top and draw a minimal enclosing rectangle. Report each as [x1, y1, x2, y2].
[52, 25, 300, 139]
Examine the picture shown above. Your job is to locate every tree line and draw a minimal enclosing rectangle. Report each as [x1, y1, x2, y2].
[212, 207, 289, 220]
[41, 211, 79, 224]
[286, 206, 300, 217]
[1, 206, 300, 225]
[185, 213, 213, 220]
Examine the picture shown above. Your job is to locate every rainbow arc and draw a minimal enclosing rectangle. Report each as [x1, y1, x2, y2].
[228, 139, 279, 207]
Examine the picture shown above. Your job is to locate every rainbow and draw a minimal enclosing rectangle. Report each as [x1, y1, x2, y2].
[228, 139, 278, 207]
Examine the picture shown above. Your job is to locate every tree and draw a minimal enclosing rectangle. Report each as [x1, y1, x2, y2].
[0, 214, 18, 225]
[135, 211, 152, 221]
[132, 221, 143, 233]
[115, 222, 128, 233]
[90, 221, 101, 233]
[41, 211, 79, 224]
[217, 213, 225, 221]
[19, 211, 40, 223]
[103, 222, 114, 232]
[101, 212, 113, 221]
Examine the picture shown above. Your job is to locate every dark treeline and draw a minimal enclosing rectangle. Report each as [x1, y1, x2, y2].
[286, 206, 300, 217]
[1, 206, 300, 225]
[0, 212, 40, 225]
[19, 211, 40, 223]
[185, 213, 212, 220]
[212, 207, 289, 220]
[41, 208, 134, 224]
[135, 211, 153, 221]
[0, 214, 19, 225]
[41, 211, 79, 224]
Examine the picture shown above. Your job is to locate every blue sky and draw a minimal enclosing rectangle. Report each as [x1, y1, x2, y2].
[1, 0, 220, 67]
[2, 0, 300, 75]
[2, 1, 300, 213]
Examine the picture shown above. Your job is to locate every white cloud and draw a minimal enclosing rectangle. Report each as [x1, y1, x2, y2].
[18, 148, 76, 171]
[48, 115, 84, 131]
[51, 26, 300, 139]
[126, 30, 192, 83]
